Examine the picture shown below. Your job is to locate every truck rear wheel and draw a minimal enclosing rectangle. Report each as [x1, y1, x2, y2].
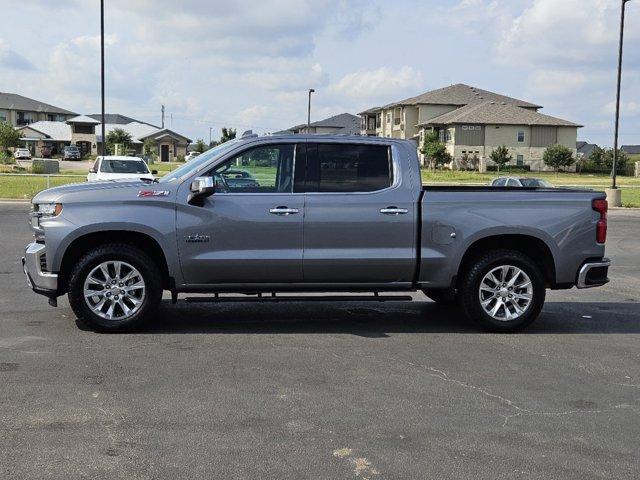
[68, 244, 162, 332]
[458, 249, 545, 332]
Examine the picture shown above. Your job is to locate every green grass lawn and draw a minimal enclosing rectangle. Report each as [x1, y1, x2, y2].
[0, 175, 86, 199]
[1, 168, 639, 207]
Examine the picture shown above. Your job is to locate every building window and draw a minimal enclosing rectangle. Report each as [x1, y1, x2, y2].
[367, 116, 376, 130]
[445, 130, 452, 142]
[376, 114, 381, 128]
[47, 114, 66, 122]
[517, 131, 525, 142]
[386, 113, 391, 124]
[0, 110, 7, 122]
[73, 124, 94, 134]
[517, 154, 524, 166]
[16, 111, 35, 126]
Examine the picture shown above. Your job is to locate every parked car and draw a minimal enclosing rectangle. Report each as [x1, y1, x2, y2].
[40, 146, 52, 158]
[219, 168, 260, 189]
[14, 148, 32, 160]
[491, 177, 554, 188]
[87, 156, 157, 182]
[185, 151, 200, 161]
[23, 135, 610, 333]
[62, 145, 81, 160]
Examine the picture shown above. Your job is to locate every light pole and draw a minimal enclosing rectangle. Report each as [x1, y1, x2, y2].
[307, 89, 315, 132]
[612, 0, 632, 191]
[100, 0, 105, 156]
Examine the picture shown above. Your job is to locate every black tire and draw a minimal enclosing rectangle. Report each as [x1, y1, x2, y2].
[458, 249, 545, 333]
[423, 288, 456, 305]
[68, 244, 162, 332]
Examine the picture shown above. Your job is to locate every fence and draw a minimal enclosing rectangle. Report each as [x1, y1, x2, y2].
[0, 173, 86, 199]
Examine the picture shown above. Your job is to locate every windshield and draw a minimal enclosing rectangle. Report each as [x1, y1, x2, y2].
[520, 178, 553, 188]
[100, 159, 150, 174]
[66, 146, 79, 151]
[159, 140, 241, 183]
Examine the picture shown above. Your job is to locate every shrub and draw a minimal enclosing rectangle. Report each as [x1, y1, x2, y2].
[543, 144, 575, 172]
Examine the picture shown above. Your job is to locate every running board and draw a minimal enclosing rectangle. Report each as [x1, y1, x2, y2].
[184, 294, 413, 303]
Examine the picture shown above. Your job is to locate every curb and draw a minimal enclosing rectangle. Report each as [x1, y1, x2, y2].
[0, 198, 31, 203]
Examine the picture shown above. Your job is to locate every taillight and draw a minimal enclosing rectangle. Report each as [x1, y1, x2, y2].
[592, 198, 607, 244]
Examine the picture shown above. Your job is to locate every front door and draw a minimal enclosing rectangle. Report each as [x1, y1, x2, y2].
[161, 144, 169, 162]
[176, 142, 304, 285]
[302, 142, 417, 284]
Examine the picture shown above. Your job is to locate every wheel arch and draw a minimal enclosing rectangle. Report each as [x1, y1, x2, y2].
[57, 230, 170, 293]
[456, 234, 557, 288]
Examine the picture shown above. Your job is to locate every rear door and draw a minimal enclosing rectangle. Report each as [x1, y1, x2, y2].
[302, 142, 416, 284]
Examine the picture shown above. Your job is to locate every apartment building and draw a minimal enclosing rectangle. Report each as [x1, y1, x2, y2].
[360, 84, 581, 170]
[0, 92, 76, 126]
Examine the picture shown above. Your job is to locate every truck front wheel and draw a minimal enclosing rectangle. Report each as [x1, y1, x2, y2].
[458, 249, 545, 332]
[67, 244, 162, 332]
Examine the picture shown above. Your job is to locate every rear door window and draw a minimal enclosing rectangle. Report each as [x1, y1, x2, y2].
[305, 143, 392, 193]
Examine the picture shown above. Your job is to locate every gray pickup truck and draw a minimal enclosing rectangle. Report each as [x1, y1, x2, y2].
[23, 134, 610, 332]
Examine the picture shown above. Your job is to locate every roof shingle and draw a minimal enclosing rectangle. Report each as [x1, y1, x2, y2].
[419, 101, 581, 127]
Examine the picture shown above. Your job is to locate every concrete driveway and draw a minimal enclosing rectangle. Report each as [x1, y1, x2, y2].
[0, 203, 639, 479]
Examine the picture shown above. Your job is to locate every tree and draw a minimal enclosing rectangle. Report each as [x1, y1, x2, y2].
[106, 128, 133, 154]
[489, 145, 512, 172]
[194, 138, 208, 153]
[143, 138, 157, 157]
[0, 121, 22, 154]
[210, 127, 237, 147]
[543, 144, 575, 172]
[584, 146, 628, 172]
[420, 130, 451, 169]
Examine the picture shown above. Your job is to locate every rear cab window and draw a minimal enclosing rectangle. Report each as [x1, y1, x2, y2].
[304, 143, 392, 193]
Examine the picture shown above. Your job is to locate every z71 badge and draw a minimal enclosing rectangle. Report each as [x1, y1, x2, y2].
[137, 190, 170, 197]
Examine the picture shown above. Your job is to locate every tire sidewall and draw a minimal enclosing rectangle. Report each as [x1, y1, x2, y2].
[68, 246, 161, 332]
[462, 251, 545, 332]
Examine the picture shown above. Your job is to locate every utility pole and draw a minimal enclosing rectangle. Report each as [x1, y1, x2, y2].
[608, 0, 632, 207]
[307, 89, 315, 132]
[100, 0, 105, 156]
[209, 127, 213, 145]
[161, 105, 165, 129]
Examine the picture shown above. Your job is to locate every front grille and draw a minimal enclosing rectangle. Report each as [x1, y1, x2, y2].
[39, 253, 48, 272]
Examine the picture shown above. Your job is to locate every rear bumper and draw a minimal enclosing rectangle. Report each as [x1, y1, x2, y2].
[22, 242, 58, 297]
[576, 258, 610, 289]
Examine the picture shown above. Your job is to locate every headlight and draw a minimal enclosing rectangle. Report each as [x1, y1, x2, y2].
[31, 203, 63, 229]
[34, 203, 63, 216]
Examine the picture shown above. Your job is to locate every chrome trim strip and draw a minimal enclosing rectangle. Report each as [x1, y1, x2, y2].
[23, 242, 58, 291]
[576, 258, 610, 289]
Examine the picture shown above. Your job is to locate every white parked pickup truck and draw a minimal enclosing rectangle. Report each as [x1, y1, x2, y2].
[87, 156, 157, 182]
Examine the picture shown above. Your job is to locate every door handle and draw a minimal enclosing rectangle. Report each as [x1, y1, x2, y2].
[380, 206, 409, 215]
[269, 206, 299, 215]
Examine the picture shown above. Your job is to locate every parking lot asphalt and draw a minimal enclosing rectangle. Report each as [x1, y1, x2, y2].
[0, 202, 639, 479]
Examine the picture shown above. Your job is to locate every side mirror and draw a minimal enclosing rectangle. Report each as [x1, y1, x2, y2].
[151, 169, 158, 175]
[89, 168, 97, 173]
[188, 176, 215, 205]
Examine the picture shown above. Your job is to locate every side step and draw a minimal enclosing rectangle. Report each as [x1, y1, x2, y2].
[184, 294, 413, 303]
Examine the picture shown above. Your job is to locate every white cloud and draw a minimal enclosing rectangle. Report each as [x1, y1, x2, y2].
[604, 100, 640, 117]
[328, 66, 423, 103]
[0, 38, 35, 71]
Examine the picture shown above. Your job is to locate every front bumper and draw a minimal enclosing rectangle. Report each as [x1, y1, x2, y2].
[576, 258, 611, 289]
[22, 242, 58, 297]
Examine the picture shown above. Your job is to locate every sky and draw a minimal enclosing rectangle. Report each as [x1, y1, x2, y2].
[1, 0, 639, 146]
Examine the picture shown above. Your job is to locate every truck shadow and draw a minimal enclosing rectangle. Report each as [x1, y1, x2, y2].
[117, 300, 640, 336]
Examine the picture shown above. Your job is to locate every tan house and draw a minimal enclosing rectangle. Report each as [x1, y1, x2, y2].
[18, 115, 191, 161]
[0, 92, 76, 126]
[360, 83, 581, 170]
